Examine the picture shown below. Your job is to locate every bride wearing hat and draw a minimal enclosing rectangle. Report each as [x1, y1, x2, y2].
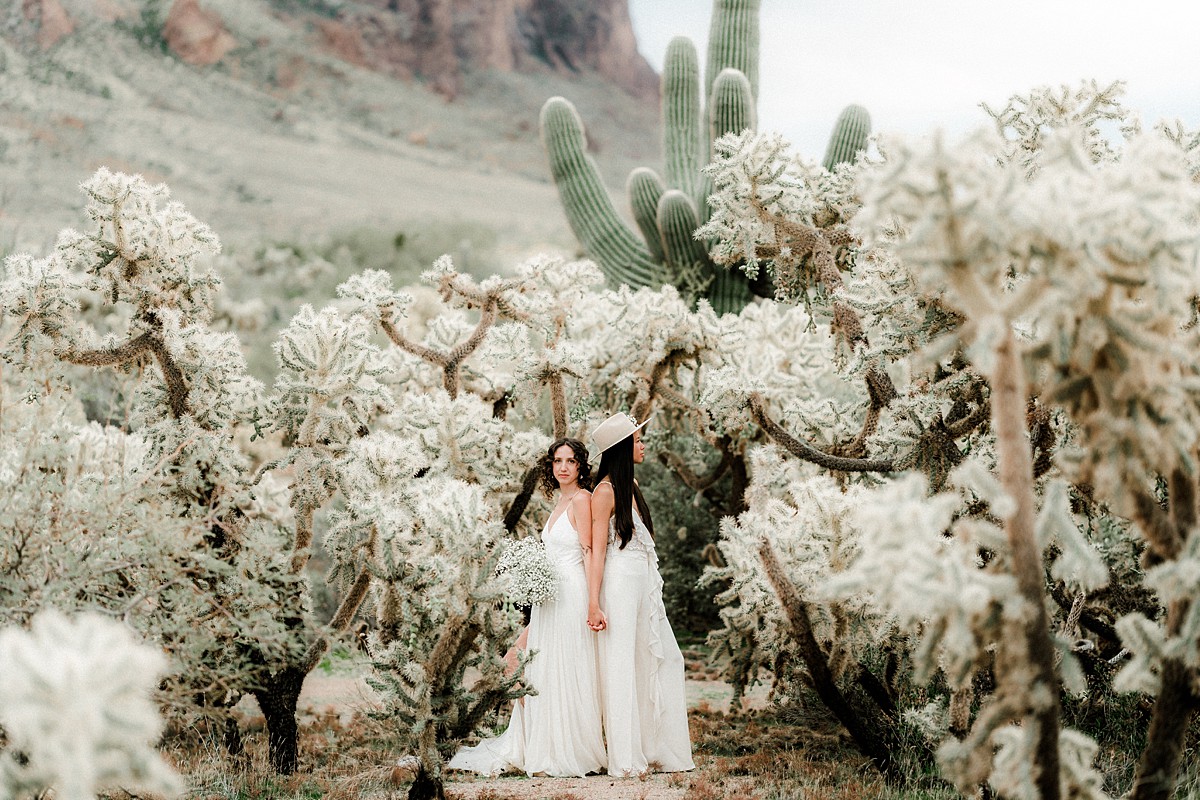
[587, 412, 694, 777]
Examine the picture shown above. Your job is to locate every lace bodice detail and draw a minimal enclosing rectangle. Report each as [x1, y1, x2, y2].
[608, 506, 656, 556]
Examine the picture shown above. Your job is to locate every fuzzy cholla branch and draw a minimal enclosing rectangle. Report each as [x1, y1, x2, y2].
[0, 610, 183, 800]
[272, 304, 392, 449]
[858, 124, 1200, 498]
[1112, 529, 1200, 695]
[700, 129, 867, 305]
[828, 472, 1018, 686]
[1156, 119, 1200, 183]
[336, 268, 415, 327]
[1, 167, 254, 452]
[0, 251, 84, 358]
[75, 168, 221, 320]
[981, 80, 1138, 176]
[350, 256, 602, 410]
[569, 282, 735, 434]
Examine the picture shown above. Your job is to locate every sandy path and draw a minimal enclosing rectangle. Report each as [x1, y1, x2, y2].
[298, 670, 764, 721]
[297, 670, 768, 800]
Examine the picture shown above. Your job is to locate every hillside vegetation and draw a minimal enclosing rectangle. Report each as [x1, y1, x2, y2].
[1, 0, 661, 263]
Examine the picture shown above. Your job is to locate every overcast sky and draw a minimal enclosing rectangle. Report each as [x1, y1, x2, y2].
[627, 0, 1200, 160]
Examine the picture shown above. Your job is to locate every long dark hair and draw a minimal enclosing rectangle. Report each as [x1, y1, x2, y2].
[594, 435, 653, 549]
[538, 438, 592, 497]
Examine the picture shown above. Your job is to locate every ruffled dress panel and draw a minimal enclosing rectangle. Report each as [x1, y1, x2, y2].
[598, 508, 695, 777]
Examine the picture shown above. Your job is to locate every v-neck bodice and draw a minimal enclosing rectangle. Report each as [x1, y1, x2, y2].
[542, 508, 585, 566]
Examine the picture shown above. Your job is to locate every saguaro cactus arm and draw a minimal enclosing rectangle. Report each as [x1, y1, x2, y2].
[627, 167, 667, 263]
[709, 68, 756, 149]
[700, 68, 756, 228]
[539, 97, 661, 288]
[822, 104, 872, 170]
[657, 190, 708, 272]
[663, 36, 704, 198]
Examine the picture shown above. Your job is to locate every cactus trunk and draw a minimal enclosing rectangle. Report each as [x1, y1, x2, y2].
[705, 0, 761, 102]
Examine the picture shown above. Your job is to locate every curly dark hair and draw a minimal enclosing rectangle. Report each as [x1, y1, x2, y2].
[539, 438, 592, 497]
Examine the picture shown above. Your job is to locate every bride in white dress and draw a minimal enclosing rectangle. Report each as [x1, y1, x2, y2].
[448, 438, 606, 777]
[587, 413, 695, 777]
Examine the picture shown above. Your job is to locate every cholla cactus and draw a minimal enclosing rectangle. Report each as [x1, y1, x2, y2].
[364, 475, 523, 798]
[570, 283, 727, 419]
[980, 80, 1139, 177]
[694, 80, 1200, 799]
[0, 169, 311, 769]
[0, 393, 299, 717]
[874, 105, 1200, 800]
[0, 610, 183, 800]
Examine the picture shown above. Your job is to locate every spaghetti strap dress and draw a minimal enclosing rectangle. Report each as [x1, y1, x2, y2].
[448, 509, 606, 777]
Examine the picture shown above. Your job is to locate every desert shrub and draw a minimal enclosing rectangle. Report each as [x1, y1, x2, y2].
[690, 80, 1200, 799]
[637, 450, 724, 634]
[113, 1, 170, 55]
[212, 221, 498, 380]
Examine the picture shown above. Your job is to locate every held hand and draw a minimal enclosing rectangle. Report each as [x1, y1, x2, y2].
[587, 606, 607, 632]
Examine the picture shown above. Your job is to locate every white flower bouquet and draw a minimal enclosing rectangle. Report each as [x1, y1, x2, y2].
[496, 537, 559, 606]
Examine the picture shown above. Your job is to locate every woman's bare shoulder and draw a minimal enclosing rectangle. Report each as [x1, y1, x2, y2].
[590, 480, 614, 501]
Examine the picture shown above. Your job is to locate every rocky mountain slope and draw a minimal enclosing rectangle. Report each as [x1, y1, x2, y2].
[300, 0, 658, 102]
[1, 0, 662, 263]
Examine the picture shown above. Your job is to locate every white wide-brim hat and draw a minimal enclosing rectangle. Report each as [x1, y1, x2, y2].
[591, 412, 648, 454]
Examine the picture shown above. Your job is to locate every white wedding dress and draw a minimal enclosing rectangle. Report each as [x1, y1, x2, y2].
[598, 506, 695, 776]
[448, 509, 606, 777]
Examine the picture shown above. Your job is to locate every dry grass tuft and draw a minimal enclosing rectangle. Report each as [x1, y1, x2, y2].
[166, 705, 404, 800]
[682, 774, 726, 800]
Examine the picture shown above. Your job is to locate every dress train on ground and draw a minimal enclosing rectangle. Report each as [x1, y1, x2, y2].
[448, 511, 606, 777]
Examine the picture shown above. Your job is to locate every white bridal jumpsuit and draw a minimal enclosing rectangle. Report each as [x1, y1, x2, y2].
[598, 506, 695, 776]
[448, 509, 606, 777]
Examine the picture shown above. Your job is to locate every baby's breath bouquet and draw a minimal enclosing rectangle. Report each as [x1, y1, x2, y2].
[496, 537, 559, 606]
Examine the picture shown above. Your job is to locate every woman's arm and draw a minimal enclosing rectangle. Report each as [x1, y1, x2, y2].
[587, 483, 613, 631]
[504, 625, 530, 677]
[571, 490, 592, 551]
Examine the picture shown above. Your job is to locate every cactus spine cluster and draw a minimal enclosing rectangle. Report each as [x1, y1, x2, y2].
[540, 0, 870, 314]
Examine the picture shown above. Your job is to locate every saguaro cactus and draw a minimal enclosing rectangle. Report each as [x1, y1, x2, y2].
[822, 104, 872, 170]
[540, 0, 870, 314]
